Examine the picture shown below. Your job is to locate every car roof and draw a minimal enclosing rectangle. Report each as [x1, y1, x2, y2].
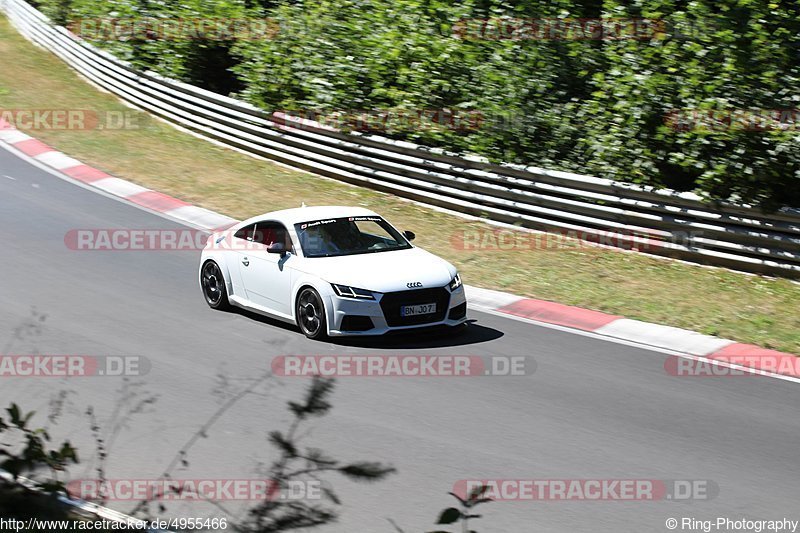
[239, 206, 381, 227]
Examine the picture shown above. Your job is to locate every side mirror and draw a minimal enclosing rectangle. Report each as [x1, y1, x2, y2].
[267, 242, 287, 256]
[402, 230, 416, 242]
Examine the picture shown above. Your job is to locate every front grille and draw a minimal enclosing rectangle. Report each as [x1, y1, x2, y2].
[448, 302, 467, 320]
[340, 315, 375, 332]
[380, 287, 450, 327]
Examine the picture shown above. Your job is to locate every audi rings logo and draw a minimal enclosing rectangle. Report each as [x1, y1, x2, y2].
[407, 282, 423, 288]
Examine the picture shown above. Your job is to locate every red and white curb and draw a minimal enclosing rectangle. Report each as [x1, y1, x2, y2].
[0, 119, 236, 232]
[467, 286, 799, 379]
[1, 119, 797, 379]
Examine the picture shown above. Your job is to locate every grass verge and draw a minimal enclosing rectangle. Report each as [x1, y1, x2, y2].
[1, 15, 798, 353]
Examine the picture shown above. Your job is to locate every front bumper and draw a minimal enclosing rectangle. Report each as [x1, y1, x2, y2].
[326, 285, 467, 337]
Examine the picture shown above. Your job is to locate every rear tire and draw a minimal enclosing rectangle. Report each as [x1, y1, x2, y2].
[296, 287, 328, 340]
[201, 261, 230, 310]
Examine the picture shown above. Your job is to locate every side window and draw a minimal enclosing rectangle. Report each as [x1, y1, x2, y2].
[234, 223, 256, 241]
[254, 222, 294, 252]
[253, 224, 276, 246]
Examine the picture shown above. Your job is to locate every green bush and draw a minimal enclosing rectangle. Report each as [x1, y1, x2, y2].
[39, 0, 800, 209]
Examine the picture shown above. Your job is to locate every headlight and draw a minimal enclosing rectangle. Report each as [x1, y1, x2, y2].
[331, 284, 375, 300]
[449, 273, 462, 291]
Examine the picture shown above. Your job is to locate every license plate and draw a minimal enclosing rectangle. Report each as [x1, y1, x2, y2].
[401, 303, 437, 317]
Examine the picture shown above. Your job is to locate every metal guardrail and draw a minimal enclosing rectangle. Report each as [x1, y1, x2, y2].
[3, 0, 800, 277]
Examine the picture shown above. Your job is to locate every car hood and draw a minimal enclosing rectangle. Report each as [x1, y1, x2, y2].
[299, 247, 456, 293]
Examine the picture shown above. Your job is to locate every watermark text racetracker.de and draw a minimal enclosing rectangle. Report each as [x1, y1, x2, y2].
[450, 228, 703, 253]
[64, 228, 337, 251]
[271, 355, 535, 377]
[0, 355, 149, 377]
[68, 479, 320, 502]
[67, 17, 279, 41]
[0, 109, 140, 131]
[452, 17, 715, 41]
[665, 517, 799, 532]
[63, 228, 266, 252]
[453, 17, 664, 40]
[665, 108, 800, 132]
[454, 479, 718, 502]
[665, 354, 800, 378]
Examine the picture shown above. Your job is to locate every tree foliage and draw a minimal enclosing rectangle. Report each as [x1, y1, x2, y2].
[40, 0, 800, 209]
[0, 403, 79, 519]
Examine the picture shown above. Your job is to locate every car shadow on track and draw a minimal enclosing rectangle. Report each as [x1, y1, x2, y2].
[222, 307, 503, 349]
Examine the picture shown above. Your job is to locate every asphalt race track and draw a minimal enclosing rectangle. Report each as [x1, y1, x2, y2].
[2, 144, 800, 532]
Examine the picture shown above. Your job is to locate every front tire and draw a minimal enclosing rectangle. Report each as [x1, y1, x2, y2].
[296, 287, 328, 340]
[201, 260, 230, 310]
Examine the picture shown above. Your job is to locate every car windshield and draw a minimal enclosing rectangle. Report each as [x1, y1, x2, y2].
[294, 216, 412, 258]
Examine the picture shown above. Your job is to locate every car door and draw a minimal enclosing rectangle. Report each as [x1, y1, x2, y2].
[236, 221, 294, 316]
[226, 222, 257, 296]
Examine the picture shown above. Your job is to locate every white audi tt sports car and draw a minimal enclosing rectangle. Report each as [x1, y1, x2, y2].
[198, 206, 467, 339]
